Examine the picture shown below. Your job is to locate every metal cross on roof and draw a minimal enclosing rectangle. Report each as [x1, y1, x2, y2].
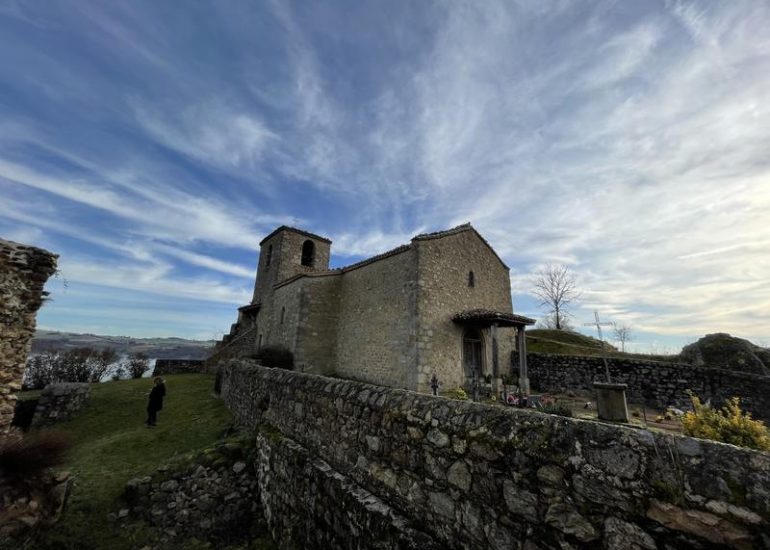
[583, 310, 613, 382]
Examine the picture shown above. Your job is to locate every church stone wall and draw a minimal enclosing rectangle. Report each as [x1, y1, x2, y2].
[415, 231, 516, 392]
[221, 361, 770, 549]
[294, 275, 341, 375]
[0, 239, 57, 432]
[335, 248, 418, 389]
[267, 281, 303, 353]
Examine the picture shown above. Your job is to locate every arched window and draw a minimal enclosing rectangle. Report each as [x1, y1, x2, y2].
[468, 271, 475, 287]
[266, 244, 272, 267]
[301, 240, 315, 267]
[280, 306, 285, 324]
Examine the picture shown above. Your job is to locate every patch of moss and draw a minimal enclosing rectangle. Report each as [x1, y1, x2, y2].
[257, 422, 285, 443]
[725, 476, 747, 507]
[651, 478, 684, 505]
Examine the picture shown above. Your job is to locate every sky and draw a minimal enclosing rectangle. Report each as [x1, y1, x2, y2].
[1, 1, 769, 352]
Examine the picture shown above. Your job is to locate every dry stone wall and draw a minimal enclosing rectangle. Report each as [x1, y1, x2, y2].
[528, 353, 770, 420]
[30, 383, 90, 428]
[152, 359, 204, 376]
[220, 360, 770, 549]
[0, 239, 57, 432]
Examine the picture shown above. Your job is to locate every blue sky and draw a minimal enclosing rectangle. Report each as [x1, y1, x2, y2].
[1, 1, 768, 352]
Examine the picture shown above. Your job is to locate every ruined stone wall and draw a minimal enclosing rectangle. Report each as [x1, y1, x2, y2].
[335, 248, 418, 389]
[30, 383, 91, 428]
[528, 353, 770, 420]
[221, 361, 770, 549]
[0, 239, 57, 432]
[415, 230, 516, 392]
[152, 359, 205, 376]
[123, 438, 262, 546]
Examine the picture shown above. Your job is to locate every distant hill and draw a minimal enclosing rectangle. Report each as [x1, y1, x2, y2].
[680, 333, 770, 375]
[32, 330, 215, 360]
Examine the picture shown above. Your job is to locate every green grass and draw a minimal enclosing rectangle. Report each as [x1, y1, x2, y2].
[526, 329, 613, 355]
[526, 329, 680, 362]
[17, 374, 243, 550]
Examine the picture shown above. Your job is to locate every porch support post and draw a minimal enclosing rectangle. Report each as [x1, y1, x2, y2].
[517, 325, 530, 394]
[491, 322, 499, 378]
[491, 323, 502, 397]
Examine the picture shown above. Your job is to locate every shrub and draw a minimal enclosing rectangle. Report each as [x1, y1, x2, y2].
[0, 432, 71, 480]
[446, 388, 469, 401]
[124, 353, 150, 379]
[23, 347, 118, 388]
[252, 346, 294, 370]
[682, 393, 770, 451]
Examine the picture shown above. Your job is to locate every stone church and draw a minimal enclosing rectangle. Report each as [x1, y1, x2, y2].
[213, 224, 534, 393]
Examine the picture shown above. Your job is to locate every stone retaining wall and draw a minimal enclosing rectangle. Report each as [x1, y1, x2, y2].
[152, 359, 205, 377]
[220, 360, 770, 549]
[30, 383, 90, 428]
[0, 239, 57, 432]
[527, 353, 770, 420]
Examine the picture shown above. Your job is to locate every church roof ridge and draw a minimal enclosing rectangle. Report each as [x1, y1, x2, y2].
[411, 223, 473, 241]
[259, 225, 332, 245]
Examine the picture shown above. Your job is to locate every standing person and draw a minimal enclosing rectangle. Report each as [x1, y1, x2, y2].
[430, 374, 440, 396]
[146, 377, 166, 427]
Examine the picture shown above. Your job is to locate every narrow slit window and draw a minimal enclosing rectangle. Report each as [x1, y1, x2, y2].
[280, 306, 285, 324]
[468, 271, 475, 287]
[266, 244, 272, 267]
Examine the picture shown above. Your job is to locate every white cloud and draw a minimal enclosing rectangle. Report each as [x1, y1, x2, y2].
[133, 100, 277, 170]
[58, 256, 250, 305]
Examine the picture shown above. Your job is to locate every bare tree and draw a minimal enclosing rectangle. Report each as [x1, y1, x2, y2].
[125, 353, 150, 379]
[23, 347, 118, 389]
[613, 323, 633, 353]
[531, 264, 581, 330]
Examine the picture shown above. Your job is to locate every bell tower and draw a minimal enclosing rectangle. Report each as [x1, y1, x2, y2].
[251, 226, 332, 304]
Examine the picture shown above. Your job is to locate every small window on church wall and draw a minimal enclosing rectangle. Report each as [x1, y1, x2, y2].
[468, 271, 475, 287]
[280, 306, 285, 324]
[258, 334, 263, 349]
[301, 240, 315, 267]
[266, 244, 272, 267]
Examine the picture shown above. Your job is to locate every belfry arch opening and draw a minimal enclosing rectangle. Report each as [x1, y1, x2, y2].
[301, 240, 315, 267]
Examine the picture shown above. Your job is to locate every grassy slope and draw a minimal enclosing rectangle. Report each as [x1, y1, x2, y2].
[24, 374, 239, 550]
[526, 329, 613, 355]
[526, 329, 680, 362]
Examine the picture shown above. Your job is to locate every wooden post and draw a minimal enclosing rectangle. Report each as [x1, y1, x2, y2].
[517, 326, 530, 394]
[491, 323, 499, 378]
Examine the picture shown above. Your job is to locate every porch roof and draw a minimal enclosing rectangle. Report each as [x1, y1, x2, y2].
[452, 308, 536, 327]
[238, 302, 261, 313]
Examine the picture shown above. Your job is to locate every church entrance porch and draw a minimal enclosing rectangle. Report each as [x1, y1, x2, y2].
[452, 309, 535, 401]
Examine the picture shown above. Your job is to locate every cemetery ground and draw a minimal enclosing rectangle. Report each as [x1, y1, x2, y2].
[9, 374, 276, 550]
[456, 389, 685, 435]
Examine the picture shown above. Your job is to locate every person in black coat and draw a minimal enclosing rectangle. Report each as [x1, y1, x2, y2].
[146, 377, 166, 427]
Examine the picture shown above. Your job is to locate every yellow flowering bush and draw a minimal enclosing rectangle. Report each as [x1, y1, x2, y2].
[446, 387, 469, 401]
[682, 393, 770, 451]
